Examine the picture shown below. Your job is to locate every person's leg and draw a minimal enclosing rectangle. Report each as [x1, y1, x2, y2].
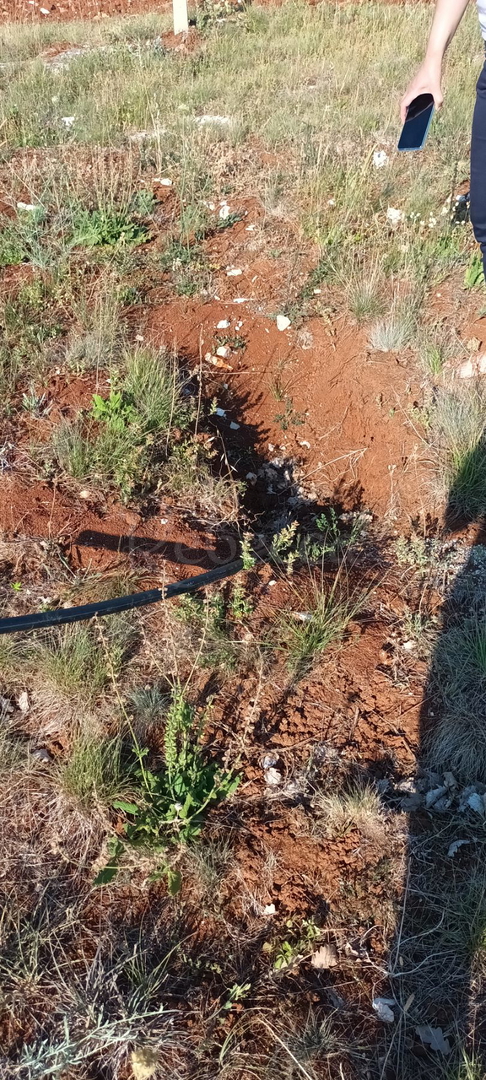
[470, 61, 486, 281]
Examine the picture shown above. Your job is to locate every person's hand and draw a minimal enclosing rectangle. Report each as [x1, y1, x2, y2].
[400, 59, 443, 123]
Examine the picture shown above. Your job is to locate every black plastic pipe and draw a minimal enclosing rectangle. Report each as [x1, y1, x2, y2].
[0, 557, 245, 635]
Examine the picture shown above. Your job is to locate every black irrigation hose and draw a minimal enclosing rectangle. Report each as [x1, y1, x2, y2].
[0, 557, 246, 636]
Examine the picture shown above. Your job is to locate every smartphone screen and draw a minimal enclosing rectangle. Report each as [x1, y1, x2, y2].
[398, 93, 434, 151]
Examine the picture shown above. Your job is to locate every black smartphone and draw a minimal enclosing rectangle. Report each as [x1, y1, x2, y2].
[398, 93, 435, 151]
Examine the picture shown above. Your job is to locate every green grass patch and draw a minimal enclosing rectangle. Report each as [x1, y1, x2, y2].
[46, 346, 190, 499]
[430, 387, 486, 518]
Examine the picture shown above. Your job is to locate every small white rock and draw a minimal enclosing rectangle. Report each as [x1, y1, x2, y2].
[219, 203, 230, 220]
[217, 319, 230, 329]
[160, 518, 168, 525]
[227, 268, 243, 277]
[372, 998, 396, 1023]
[373, 150, 389, 168]
[17, 202, 38, 212]
[265, 767, 283, 786]
[263, 903, 276, 915]
[216, 346, 230, 358]
[425, 786, 447, 809]
[386, 207, 403, 226]
[459, 359, 476, 379]
[447, 838, 470, 857]
[79, 489, 90, 500]
[312, 943, 339, 969]
[61, 116, 75, 128]
[18, 691, 29, 714]
[32, 747, 52, 762]
[276, 315, 291, 332]
[40, 6, 50, 12]
[468, 792, 485, 815]
[154, 177, 172, 186]
[246, 223, 256, 231]
[195, 114, 231, 126]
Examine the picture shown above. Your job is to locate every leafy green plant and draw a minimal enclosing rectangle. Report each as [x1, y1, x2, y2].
[222, 982, 252, 1012]
[92, 389, 136, 432]
[270, 521, 300, 574]
[95, 688, 239, 888]
[464, 251, 485, 289]
[266, 917, 321, 972]
[240, 534, 256, 570]
[304, 508, 365, 562]
[274, 396, 306, 431]
[229, 583, 252, 620]
[70, 208, 148, 249]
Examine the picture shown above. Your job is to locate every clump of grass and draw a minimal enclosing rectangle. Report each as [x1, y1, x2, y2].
[66, 275, 124, 371]
[436, 874, 486, 967]
[430, 386, 486, 517]
[0, 207, 47, 269]
[276, 572, 366, 677]
[418, 325, 458, 378]
[0, 279, 63, 401]
[123, 346, 184, 434]
[0, 713, 24, 775]
[369, 300, 416, 352]
[125, 685, 168, 740]
[184, 834, 236, 903]
[163, 442, 240, 524]
[1, 899, 183, 1079]
[50, 417, 94, 479]
[427, 615, 486, 781]
[452, 1052, 485, 1080]
[345, 262, 385, 323]
[285, 1014, 339, 1077]
[29, 617, 135, 706]
[312, 782, 385, 841]
[47, 346, 190, 498]
[58, 733, 129, 809]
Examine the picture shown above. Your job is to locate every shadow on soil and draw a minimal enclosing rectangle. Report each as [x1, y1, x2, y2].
[381, 451, 486, 1079]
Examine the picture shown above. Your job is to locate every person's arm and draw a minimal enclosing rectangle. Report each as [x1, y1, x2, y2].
[400, 0, 471, 122]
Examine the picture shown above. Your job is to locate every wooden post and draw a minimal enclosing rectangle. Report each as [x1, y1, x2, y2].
[173, 0, 189, 35]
